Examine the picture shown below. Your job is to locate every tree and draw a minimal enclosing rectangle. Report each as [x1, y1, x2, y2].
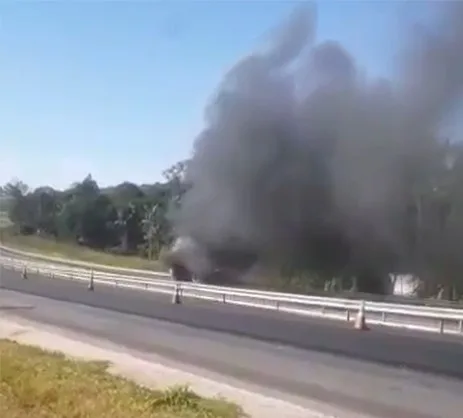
[142, 203, 161, 260]
[162, 159, 190, 207]
[5, 181, 34, 233]
[107, 182, 145, 208]
[4, 148, 463, 299]
[113, 203, 144, 252]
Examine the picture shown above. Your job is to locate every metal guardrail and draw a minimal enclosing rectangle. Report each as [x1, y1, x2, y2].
[3, 243, 463, 311]
[0, 244, 171, 278]
[1, 254, 462, 336]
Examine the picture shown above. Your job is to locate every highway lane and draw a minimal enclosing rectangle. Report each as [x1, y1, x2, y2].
[1, 266, 462, 378]
[1, 288, 463, 418]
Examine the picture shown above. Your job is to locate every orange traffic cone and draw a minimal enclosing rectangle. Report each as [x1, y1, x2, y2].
[354, 300, 369, 331]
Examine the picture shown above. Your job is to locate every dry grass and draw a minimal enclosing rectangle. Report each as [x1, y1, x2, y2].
[1, 232, 167, 271]
[0, 339, 246, 418]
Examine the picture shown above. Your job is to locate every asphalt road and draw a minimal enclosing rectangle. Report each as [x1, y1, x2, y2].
[2, 286, 463, 418]
[1, 266, 462, 375]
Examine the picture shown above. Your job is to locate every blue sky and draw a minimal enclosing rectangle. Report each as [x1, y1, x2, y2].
[0, 1, 426, 190]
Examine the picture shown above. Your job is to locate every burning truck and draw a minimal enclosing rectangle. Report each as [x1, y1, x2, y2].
[164, 235, 258, 285]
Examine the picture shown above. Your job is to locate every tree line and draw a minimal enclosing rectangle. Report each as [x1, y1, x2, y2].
[2, 146, 463, 301]
[1, 160, 189, 262]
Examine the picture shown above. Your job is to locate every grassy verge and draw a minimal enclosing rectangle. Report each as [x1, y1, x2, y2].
[0, 231, 167, 271]
[0, 339, 246, 418]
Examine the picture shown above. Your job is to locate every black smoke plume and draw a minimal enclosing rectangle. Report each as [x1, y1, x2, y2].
[174, 2, 463, 279]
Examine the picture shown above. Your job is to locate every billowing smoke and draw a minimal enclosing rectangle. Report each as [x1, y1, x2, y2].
[174, 3, 463, 278]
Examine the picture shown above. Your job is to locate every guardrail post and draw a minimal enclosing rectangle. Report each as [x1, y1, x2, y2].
[172, 284, 181, 304]
[459, 320, 463, 333]
[346, 310, 350, 322]
[21, 265, 27, 280]
[88, 270, 94, 291]
[439, 319, 444, 334]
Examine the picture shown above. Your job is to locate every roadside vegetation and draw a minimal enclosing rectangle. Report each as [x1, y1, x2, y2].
[1, 140, 463, 301]
[0, 339, 246, 418]
[1, 231, 166, 271]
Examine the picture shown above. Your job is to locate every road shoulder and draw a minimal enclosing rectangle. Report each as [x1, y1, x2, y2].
[0, 313, 364, 418]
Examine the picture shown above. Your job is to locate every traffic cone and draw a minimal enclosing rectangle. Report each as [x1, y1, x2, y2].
[354, 300, 369, 331]
[172, 284, 181, 304]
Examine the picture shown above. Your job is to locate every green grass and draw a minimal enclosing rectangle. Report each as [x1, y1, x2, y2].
[0, 232, 168, 271]
[0, 339, 246, 418]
